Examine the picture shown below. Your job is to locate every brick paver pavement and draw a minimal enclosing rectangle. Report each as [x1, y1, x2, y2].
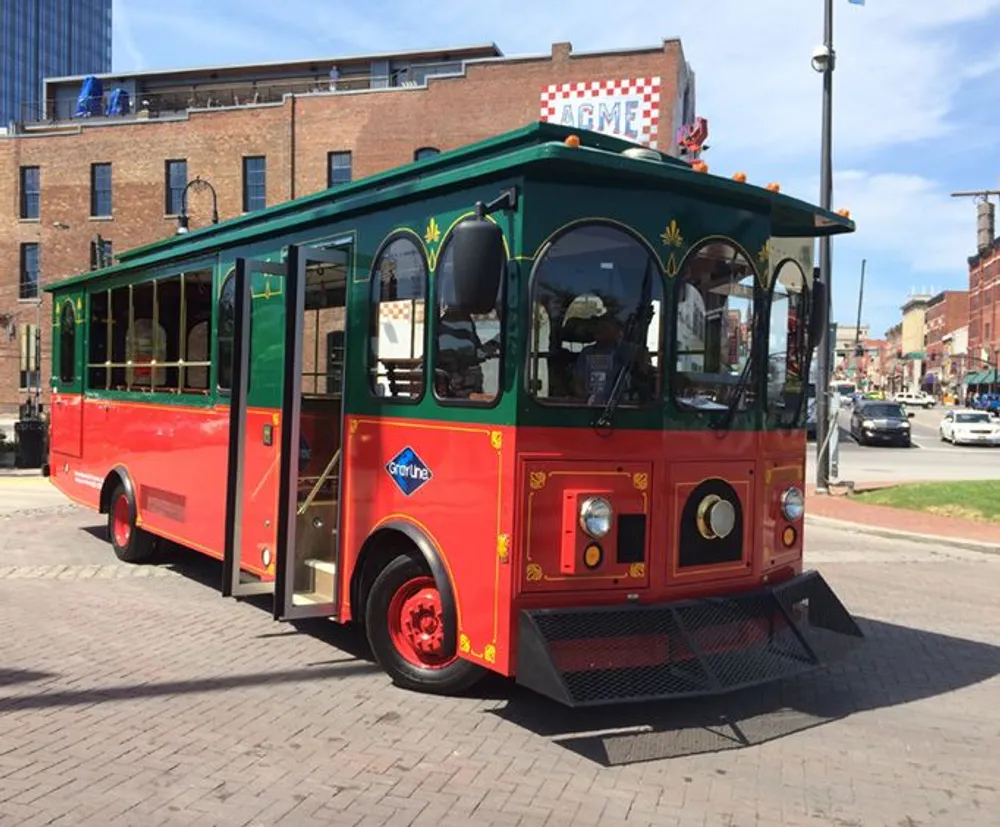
[1, 503, 999, 826]
[806, 484, 1000, 548]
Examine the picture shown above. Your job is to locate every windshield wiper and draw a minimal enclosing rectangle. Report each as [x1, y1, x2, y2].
[711, 308, 758, 434]
[710, 355, 754, 432]
[593, 260, 655, 433]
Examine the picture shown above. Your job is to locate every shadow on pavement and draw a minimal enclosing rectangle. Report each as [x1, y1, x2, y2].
[490, 616, 1000, 766]
[0, 668, 56, 688]
[0, 660, 381, 712]
[78, 523, 376, 662]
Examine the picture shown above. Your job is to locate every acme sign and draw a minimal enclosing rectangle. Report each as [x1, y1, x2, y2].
[540, 77, 661, 149]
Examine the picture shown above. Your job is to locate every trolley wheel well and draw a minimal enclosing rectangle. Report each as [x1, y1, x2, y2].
[351, 524, 458, 657]
[99, 467, 135, 515]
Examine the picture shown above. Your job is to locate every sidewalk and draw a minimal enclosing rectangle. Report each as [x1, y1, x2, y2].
[806, 483, 1000, 553]
[0, 467, 43, 478]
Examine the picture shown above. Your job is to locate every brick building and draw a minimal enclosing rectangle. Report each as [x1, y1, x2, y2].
[0, 38, 698, 416]
[968, 237, 1000, 377]
[924, 289, 969, 394]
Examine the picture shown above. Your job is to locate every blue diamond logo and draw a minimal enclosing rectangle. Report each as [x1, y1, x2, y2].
[385, 446, 433, 497]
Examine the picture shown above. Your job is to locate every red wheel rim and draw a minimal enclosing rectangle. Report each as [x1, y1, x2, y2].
[112, 493, 131, 548]
[386, 576, 456, 669]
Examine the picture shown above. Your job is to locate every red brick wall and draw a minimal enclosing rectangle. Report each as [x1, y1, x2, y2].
[925, 290, 969, 366]
[0, 40, 686, 414]
[969, 245, 1000, 365]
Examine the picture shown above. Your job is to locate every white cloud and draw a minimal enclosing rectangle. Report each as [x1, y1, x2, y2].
[785, 170, 976, 274]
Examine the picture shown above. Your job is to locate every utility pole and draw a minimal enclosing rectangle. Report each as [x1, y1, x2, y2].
[853, 258, 866, 381]
[813, 0, 836, 493]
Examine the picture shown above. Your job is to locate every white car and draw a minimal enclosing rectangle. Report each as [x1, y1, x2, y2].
[895, 392, 935, 409]
[939, 409, 1000, 446]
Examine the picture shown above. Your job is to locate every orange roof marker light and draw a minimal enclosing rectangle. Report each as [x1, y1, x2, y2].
[837, 208, 851, 218]
[733, 172, 747, 183]
[564, 134, 581, 147]
[765, 182, 781, 193]
[692, 160, 709, 173]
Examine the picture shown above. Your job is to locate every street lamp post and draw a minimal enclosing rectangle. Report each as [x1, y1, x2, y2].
[176, 176, 220, 235]
[812, 0, 836, 494]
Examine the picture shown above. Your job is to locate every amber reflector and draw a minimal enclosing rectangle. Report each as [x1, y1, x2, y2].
[583, 543, 603, 569]
[782, 526, 797, 547]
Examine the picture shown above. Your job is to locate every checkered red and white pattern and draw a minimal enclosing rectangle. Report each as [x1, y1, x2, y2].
[540, 77, 661, 149]
[379, 300, 426, 323]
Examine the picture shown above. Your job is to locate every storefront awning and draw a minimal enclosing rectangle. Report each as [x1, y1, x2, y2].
[965, 370, 998, 385]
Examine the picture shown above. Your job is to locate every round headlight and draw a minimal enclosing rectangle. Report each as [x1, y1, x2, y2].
[781, 486, 805, 521]
[579, 496, 613, 538]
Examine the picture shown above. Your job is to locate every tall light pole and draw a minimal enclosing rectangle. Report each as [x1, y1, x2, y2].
[813, 0, 836, 493]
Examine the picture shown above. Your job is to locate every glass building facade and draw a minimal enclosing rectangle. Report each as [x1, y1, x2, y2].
[1, 0, 112, 126]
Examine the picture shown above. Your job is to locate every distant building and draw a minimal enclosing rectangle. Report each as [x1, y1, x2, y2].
[0, 0, 113, 126]
[924, 289, 969, 396]
[968, 234, 1000, 388]
[900, 293, 932, 394]
[941, 325, 969, 403]
[831, 324, 868, 378]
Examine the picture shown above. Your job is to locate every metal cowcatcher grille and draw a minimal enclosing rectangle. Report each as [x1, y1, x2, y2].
[514, 570, 864, 707]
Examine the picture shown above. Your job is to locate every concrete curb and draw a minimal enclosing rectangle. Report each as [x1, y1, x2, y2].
[805, 514, 1000, 556]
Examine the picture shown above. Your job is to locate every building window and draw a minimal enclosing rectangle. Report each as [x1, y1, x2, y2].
[19, 243, 40, 300]
[369, 235, 427, 400]
[328, 151, 352, 187]
[19, 166, 40, 219]
[90, 236, 113, 270]
[414, 147, 440, 161]
[90, 163, 112, 217]
[19, 324, 40, 391]
[165, 160, 187, 215]
[242, 156, 266, 212]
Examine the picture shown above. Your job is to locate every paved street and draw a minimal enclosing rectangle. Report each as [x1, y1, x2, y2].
[1, 486, 999, 826]
[808, 404, 1000, 484]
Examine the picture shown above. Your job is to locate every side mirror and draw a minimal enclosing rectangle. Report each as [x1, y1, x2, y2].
[450, 217, 505, 314]
[908, 411, 915, 418]
[809, 280, 828, 352]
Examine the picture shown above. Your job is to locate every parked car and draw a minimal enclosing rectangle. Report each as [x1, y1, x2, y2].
[850, 401, 913, 447]
[939, 409, 1000, 446]
[894, 391, 935, 409]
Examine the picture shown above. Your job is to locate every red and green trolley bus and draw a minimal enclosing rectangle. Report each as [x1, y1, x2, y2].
[44, 122, 863, 707]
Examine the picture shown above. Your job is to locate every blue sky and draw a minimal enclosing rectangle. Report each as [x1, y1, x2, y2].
[111, 0, 1000, 338]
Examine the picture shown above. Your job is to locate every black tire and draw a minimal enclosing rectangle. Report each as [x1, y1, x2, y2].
[107, 482, 156, 563]
[365, 554, 484, 695]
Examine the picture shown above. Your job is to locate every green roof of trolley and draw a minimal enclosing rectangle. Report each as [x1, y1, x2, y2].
[45, 121, 855, 293]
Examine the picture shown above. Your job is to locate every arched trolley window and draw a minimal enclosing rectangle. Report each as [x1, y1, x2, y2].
[59, 300, 76, 384]
[432, 236, 503, 404]
[527, 223, 664, 407]
[368, 234, 428, 401]
[766, 257, 811, 426]
[674, 240, 758, 413]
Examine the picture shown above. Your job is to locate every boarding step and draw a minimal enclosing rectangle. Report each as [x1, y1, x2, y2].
[300, 557, 337, 601]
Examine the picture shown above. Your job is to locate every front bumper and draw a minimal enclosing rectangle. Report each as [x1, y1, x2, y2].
[953, 433, 1000, 446]
[515, 570, 863, 707]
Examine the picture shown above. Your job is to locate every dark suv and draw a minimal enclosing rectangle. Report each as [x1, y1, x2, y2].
[850, 401, 913, 447]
